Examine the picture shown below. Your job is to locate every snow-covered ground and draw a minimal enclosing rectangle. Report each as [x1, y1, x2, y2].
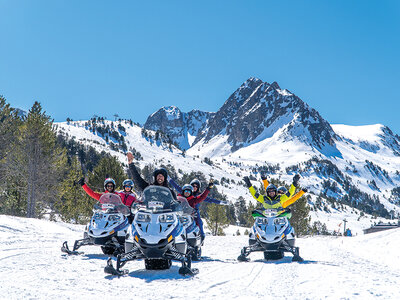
[1, 214, 399, 299]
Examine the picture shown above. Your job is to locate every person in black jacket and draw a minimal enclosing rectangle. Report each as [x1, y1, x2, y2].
[126, 152, 176, 199]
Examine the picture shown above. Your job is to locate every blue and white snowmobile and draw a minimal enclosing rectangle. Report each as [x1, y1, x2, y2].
[61, 193, 130, 256]
[104, 186, 199, 276]
[177, 196, 203, 261]
[237, 208, 303, 262]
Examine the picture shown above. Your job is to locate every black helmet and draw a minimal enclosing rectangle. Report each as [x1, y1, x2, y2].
[153, 168, 168, 185]
[266, 184, 277, 193]
[182, 184, 194, 196]
[123, 179, 134, 188]
[190, 179, 201, 189]
[104, 178, 116, 191]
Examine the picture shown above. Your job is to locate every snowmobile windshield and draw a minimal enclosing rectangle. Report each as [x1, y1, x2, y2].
[176, 196, 194, 215]
[263, 208, 287, 218]
[94, 193, 130, 216]
[141, 186, 181, 213]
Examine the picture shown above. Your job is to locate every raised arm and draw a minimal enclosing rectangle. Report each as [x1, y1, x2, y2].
[167, 176, 183, 194]
[282, 189, 307, 208]
[261, 172, 269, 190]
[127, 152, 149, 191]
[244, 176, 265, 205]
[78, 178, 101, 201]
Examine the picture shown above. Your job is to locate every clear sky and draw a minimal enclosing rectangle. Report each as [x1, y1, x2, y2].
[1, 1, 399, 132]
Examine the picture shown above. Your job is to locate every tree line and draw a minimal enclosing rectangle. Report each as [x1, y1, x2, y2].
[0, 97, 311, 236]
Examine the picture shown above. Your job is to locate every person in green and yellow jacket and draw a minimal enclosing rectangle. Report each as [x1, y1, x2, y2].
[259, 173, 307, 208]
[243, 174, 301, 210]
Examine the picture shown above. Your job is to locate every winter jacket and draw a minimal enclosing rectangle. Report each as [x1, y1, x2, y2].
[261, 178, 305, 208]
[128, 163, 177, 199]
[117, 191, 139, 208]
[168, 177, 225, 205]
[282, 190, 305, 208]
[178, 188, 210, 209]
[249, 185, 294, 210]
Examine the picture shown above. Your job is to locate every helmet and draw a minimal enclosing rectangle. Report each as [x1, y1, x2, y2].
[104, 178, 116, 190]
[182, 184, 194, 196]
[266, 184, 277, 193]
[123, 179, 134, 188]
[277, 186, 288, 195]
[190, 179, 201, 189]
[153, 168, 168, 179]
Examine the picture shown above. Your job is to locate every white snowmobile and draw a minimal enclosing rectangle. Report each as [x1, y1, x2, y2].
[61, 193, 130, 256]
[177, 196, 203, 261]
[104, 186, 199, 276]
[237, 208, 303, 262]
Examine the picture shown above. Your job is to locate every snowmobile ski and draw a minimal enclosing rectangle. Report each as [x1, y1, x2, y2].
[61, 241, 84, 255]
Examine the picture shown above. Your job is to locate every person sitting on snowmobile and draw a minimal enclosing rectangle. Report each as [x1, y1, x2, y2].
[126, 152, 177, 199]
[260, 172, 307, 208]
[117, 179, 140, 208]
[168, 177, 228, 242]
[178, 182, 213, 209]
[78, 177, 119, 201]
[243, 174, 303, 210]
[78, 177, 136, 207]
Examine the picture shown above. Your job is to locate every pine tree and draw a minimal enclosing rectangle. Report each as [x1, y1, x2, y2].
[56, 157, 94, 224]
[290, 194, 311, 236]
[0, 96, 21, 215]
[87, 156, 126, 191]
[205, 203, 229, 236]
[5, 101, 67, 218]
[235, 196, 248, 226]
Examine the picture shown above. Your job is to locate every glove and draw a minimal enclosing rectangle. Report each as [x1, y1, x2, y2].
[220, 200, 229, 206]
[77, 177, 85, 186]
[243, 176, 251, 188]
[260, 172, 268, 180]
[208, 180, 214, 189]
[302, 187, 308, 193]
[292, 174, 300, 187]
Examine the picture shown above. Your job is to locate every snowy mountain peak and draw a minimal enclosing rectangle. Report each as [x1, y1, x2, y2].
[191, 78, 338, 155]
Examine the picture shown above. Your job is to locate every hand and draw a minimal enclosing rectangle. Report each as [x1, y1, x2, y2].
[260, 172, 268, 180]
[302, 187, 308, 193]
[243, 176, 251, 188]
[292, 174, 300, 187]
[208, 179, 214, 189]
[77, 177, 85, 186]
[127, 152, 134, 164]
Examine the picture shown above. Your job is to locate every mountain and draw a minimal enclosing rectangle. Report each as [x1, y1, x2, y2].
[54, 77, 400, 228]
[144, 106, 214, 150]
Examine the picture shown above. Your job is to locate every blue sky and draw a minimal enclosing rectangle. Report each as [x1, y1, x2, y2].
[1, 1, 399, 132]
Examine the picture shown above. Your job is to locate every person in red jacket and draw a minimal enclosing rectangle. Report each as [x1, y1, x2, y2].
[179, 181, 213, 209]
[117, 179, 139, 208]
[78, 177, 117, 200]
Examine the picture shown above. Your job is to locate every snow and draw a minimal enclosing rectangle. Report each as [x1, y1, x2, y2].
[1, 214, 400, 299]
[332, 124, 384, 143]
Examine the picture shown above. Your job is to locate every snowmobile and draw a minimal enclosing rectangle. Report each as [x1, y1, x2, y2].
[104, 186, 199, 276]
[177, 196, 203, 261]
[237, 208, 303, 262]
[61, 193, 130, 256]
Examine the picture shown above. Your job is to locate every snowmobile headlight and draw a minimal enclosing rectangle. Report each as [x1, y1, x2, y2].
[93, 212, 103, 220]
[256, 217, 268, 225]
[180, 216, 190, 225]
[274, 217, 287, 225]
[136, 213, 151, 223]
[159, 213, 175, 223]
[108, 215, 121, 222]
